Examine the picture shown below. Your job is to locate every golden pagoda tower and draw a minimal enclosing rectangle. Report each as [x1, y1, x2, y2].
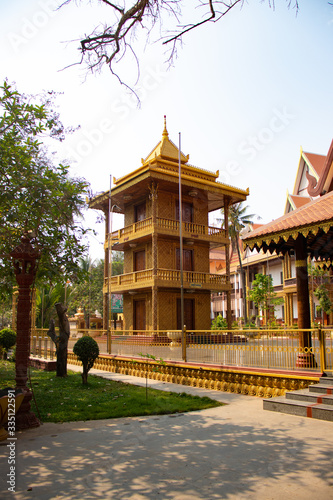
[89, 118, 249, 333]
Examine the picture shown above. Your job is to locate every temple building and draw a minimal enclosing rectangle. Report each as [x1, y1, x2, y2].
[212, 138, 333, 326]
[89, 118, 249, 332]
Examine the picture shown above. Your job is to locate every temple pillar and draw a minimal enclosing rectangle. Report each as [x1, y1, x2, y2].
[11, 236, 40, 430]
[294, 235, 314, 367]
[11, 288, 18, 331]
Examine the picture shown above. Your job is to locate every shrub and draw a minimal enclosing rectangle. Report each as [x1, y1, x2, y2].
[73, 336, 99, 384]
[0, 328, 16, 359]
[211, 314, 227, 330]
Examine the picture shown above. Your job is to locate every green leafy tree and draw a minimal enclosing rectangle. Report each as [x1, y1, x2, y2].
[0, 80, 89, 297]
[0, 289, 12, 328]
[310, 265, 332, 319]
[68, 258, 104, 322]
[73, 336, 99, 384]
[315, 286, 332, 316]
[112, 251, 124, 276]
[35, 283, 71, 329]
[248, 273, 283, 325]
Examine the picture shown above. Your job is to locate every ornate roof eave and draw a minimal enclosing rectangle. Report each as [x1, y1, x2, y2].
[89, 167, 249, 213]
[88, 190, 109, 211]
[148, 165, 248, 198]
[113, 157, 220, 188]
[145, 156, 219, 181]
[243, 220, 333, 256]
[142, 148, 189, 166]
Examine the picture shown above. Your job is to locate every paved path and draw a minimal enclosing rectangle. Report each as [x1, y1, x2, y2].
[1, 364, 332, 500]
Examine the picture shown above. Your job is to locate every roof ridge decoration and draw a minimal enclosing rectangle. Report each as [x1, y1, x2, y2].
[162, 114, 168, 138]
[141, 115, 189, 166]
[305, 139, 333, 196]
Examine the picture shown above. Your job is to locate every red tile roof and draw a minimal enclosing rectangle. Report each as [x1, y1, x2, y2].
[243, 190, 333, 241]
[303, 152, 326, 177]
[289, 194, 311, 210]
[251, 223, 263, 230]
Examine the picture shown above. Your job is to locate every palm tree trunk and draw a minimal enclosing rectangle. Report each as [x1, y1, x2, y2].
[235, 237, 248, 325]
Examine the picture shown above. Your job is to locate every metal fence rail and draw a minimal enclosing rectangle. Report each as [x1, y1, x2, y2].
[30, 327, 333, 372]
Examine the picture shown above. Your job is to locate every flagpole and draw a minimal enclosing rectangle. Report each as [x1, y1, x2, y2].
[179, 132, 186, 361]
[107, 174, 112, 354]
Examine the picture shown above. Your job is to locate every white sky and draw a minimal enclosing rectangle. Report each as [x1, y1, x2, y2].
[1, 0, 333, 260]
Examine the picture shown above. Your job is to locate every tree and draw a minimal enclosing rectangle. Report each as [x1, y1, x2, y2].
[47, 303, 70, 377]
[248, 273, 283, 325]
[73, 336, 100, 384]
[0, 80, 89, 297]
[68, 258, 104, 321]
[0, 290, 12, 329]
[310, 265, 332, 321]
[315, 285, 332, 317]
[211, 314, 227, 330]
[61, 0, 300, 89]
[221, 202, 255, 324]
[35, 283, 70, 329]
[112, 251, 124, 276]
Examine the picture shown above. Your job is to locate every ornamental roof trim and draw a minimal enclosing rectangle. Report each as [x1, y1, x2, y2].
[243, 189, 333, 252]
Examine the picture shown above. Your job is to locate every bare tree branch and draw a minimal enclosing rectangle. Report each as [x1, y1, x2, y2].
[60, 0, 303, 91]
[162, 0, 244, 46]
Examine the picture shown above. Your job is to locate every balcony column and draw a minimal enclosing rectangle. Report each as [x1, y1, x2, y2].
[284, 293, 292, 327]
[224, 197, 232, 330]
[150, 182, 159, 331]
[284, 293, 289, 326]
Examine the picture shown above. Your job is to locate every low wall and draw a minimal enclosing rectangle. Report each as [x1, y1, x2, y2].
[30, 357, 57, 371]
[67, 352, 320, 398]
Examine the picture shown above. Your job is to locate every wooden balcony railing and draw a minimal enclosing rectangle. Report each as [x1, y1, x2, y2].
[284, 277, 297, 288]
[108, 217, 228, 248]
[105, 268, 230, 292]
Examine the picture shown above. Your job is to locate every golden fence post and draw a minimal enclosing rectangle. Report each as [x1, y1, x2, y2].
[318, 327, 326, 373]
[44, 336, 48, 359]
[182, 326, 187, 362]
[32, 336, 36, 356]
[108, 329, 111, 355]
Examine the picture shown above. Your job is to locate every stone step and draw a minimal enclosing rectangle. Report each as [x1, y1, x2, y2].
[263, 397, 333, 421]
[318, 376, 333, 385]
[286, 389, 333, 406]
[309, 384, 333, 395]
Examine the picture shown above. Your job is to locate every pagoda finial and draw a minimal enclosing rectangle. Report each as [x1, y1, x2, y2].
[162, 115, 168, 138]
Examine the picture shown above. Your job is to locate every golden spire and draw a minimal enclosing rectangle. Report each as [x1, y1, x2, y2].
[162, 115, 169, 138]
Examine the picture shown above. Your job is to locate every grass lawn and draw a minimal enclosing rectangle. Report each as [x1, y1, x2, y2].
[0, 361, 223, 423]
